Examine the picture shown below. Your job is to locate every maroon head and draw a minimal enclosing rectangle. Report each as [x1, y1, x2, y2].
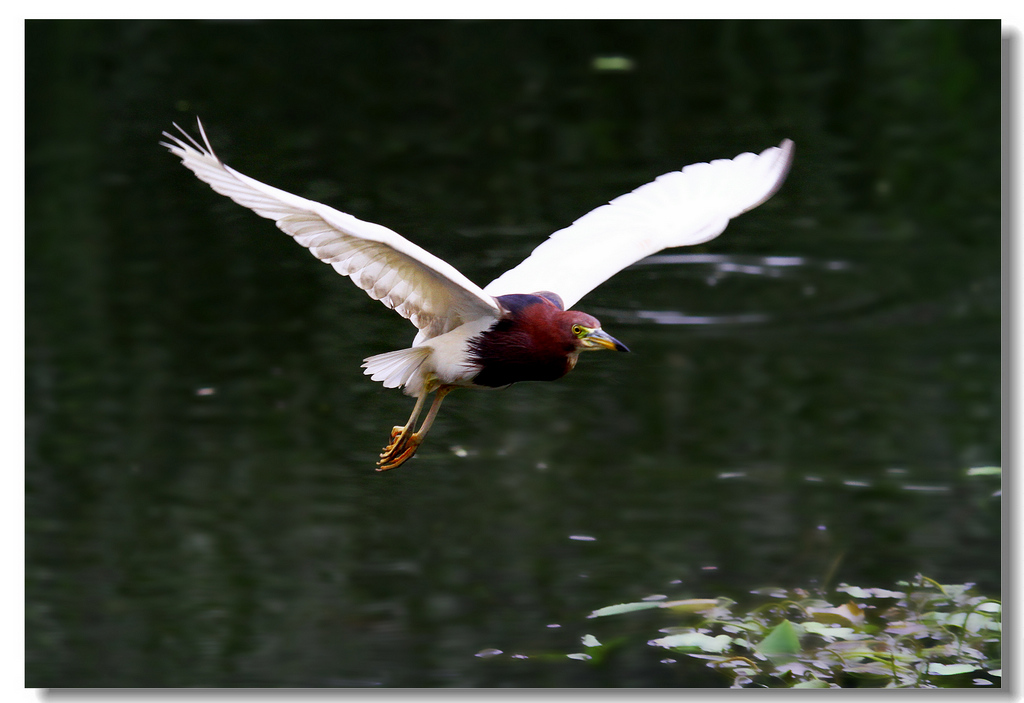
[558, 309, 630, 354]
[469, 292, 628, 388]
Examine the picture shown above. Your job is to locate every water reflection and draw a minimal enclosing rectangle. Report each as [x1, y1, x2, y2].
[591, 253, 877, 327]
[719, 464, 961, 495]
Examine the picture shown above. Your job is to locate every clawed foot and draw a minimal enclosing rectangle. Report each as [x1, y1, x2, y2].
[374, 386, 452, 472]
[377, 431, 422, 471]
[379, 425, 409, 458]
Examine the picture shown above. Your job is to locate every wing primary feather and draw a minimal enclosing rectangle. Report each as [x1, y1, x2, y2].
[164, 118, 501, 341]
[483, 139, 794, 309]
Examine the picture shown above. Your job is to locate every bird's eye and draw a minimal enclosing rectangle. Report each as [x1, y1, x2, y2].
[572, 324, 585, 337]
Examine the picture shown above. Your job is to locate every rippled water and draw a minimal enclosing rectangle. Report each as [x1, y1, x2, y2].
[26, 20, 1000, 687]
[594, 253, 872, 326]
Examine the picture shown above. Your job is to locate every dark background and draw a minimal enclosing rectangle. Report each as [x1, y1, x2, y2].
[26, 20, 1000, 687]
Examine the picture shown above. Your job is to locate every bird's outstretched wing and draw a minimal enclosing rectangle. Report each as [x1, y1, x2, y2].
[163, 120, 501, 341]
[484, 140, 794, 310]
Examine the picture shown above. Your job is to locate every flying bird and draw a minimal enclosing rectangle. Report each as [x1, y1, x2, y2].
[163, 120, 793, 470]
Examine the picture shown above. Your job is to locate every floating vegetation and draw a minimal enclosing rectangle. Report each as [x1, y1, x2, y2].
[581, 574, 1000, 688]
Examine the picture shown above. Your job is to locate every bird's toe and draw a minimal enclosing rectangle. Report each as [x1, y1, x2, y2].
[376, 436, 421, 471]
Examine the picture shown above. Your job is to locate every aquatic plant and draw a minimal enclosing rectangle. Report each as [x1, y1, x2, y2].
[581, 574, 1000, 688]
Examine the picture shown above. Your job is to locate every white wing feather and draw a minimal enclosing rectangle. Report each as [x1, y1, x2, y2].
[484, 140, 794, 309]
[162, 120, 501, 341]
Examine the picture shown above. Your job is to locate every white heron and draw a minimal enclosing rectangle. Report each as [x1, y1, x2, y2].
[163, 121, 793, 470]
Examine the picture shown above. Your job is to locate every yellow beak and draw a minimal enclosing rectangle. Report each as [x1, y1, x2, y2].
[580, 327, 630, 353]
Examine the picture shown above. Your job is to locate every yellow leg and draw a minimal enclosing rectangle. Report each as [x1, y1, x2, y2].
[384, 391, 427, 448]
[377, 387, 452, 471]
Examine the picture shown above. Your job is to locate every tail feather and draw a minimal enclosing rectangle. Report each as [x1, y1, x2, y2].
[362, 347, 431, 394]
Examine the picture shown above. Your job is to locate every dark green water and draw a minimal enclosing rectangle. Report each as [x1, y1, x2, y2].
[26, 20, 1000, 687]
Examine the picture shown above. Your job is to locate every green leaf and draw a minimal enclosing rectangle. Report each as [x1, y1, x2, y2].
[845, 662, 894, 677]
[660, 598, 722, 614]
[750, 586, 790, 598]
[836, 585, 903, 599]
[792, 679, 831, 688]
[650, 632, 732, 653]
[802, 621, 857, 640]
[581, 634, 601, 648]
[588, 601, 662, 618]
[966, 466, 1000, 476]
[592, 56, 635, 71]
[935, 583, 973, 602]
[808, 601, 864, 627]
[919, 611, 949, 627]
[885, 620, 929, 638]
[836, 585, 872, 599]
[756, 620, 801, 664]
[946, 611, 999, 633]
[928, 663, 978, 676]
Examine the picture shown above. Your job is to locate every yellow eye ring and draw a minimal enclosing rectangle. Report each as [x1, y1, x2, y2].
[572, 324, 585, 336]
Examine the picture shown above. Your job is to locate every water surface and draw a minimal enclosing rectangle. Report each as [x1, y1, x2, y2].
[26, 20, 1000, 687]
